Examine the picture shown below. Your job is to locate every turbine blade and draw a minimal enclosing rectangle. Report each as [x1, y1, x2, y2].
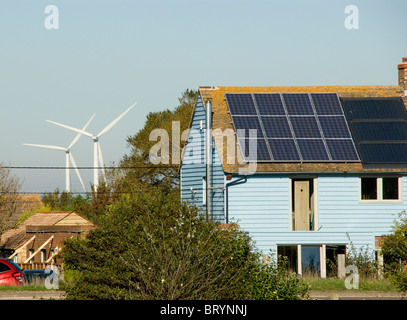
[67, 113, 96, 150]
[23, 143, 66, 152]
[69, 153, 87, 192]
[46, 120, 94, 138]
[97, 102, 137, 138]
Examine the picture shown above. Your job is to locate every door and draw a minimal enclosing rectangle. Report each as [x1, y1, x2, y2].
[294, 180, 310, 231]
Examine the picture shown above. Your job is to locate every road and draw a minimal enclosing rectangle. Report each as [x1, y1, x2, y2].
[0, 290, 405, 300]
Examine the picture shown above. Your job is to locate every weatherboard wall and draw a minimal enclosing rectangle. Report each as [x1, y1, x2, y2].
[180, 95, 226, 222]
[227, 174, 405, 254]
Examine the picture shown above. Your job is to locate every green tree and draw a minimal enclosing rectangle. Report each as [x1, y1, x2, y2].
[118, 89, 197, 192]
[381, 210, 407, 290]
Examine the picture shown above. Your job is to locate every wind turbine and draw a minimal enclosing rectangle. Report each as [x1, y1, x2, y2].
[23, 114, 95, 193]
[46, 102, 137, 189]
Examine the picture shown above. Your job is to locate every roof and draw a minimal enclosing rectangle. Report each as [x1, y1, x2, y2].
[198, 85, 407, 174]
[0, 211, 94, 250]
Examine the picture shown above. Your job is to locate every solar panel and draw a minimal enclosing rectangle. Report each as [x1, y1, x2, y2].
[268, 139, 300, 161]
[261, 116, 292, 138]
[318, 116, 352, 139]
[341, 97, 407, 165]
[311, 93, 343, 115]
[296, 139, 329, 161]
[350, 122, 407, 141]
[282, 93, 314, 115]
[341, 98, 407, 120]
[326, 139, 360, 161]
[225, 92, 360, 162]
[238, 138, 272, 161]
[254, 93, 286, 115]
[225, 93, 257, 115]
[290, 116, 321, 138]
[357, 143, 407, 163]
[232, 116, 264, 139]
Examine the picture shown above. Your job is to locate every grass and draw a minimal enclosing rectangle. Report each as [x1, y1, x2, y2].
[303, 277, 399, 292]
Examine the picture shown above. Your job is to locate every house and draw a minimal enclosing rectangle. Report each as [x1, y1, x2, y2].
[180, 57, 407, 277]
[0, 211, 95, 267]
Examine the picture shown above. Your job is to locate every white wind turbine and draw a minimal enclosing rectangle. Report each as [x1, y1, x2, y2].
[46, 102, 137, 189]
[24, 113, 96, 193]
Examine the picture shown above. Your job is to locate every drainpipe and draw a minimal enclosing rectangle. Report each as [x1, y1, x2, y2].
[225, 176, 247, 224]
[206, 100, 212, 221]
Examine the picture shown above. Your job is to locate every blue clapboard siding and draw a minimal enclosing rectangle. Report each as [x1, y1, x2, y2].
[227, 174, 406, 254]
[180, 95, 226, 222]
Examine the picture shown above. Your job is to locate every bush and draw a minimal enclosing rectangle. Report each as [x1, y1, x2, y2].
[381, 211, 407, 291]
[61, 186, 309, 300]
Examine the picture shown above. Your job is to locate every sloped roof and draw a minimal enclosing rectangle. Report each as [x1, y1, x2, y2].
[0, 211, 94, 250]
[198, 85, 406, 174]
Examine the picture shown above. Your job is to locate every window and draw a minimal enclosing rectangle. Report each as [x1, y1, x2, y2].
[0, 262, 11, 273]
[360, 177, 401, 202]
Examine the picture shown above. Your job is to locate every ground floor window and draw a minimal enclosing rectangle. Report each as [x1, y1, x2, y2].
[278, 244, 346, 278]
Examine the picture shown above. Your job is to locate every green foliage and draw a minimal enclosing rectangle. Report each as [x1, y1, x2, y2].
[345, 233, 378, 279]
[381, 211, 407, 291]
[41, 189, 91, 212]
[248, 255, 310, 300]
[118, 89, 198, 192]
[60, 185, 310, 300]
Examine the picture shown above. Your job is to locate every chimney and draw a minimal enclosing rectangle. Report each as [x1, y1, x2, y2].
[398, 57, 407, 96]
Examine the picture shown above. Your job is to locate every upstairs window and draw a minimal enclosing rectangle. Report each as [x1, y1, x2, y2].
[360, 177, 401, 202]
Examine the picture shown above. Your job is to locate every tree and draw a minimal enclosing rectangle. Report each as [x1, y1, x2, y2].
[117, 89, 198, 192]
[381, 211, 407, 290]
[0, 164, 23, 235]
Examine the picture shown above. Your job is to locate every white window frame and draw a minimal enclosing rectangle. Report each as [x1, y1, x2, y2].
[359, 177, 402, 203]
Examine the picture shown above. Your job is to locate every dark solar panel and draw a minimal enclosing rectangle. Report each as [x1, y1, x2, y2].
[311, 93, 343, 115]
[282, 93, 314, 115]
[341, 97, 407, 165]
[341, 97, 407, 120]
[326, 139, 360, 161]
[254, 93, 286, 115]
[268, 139, 300, 161]
[290, 117, 321, 138]
[296, 139, 329, 161]
[358, 143, 407, 163]
[318, 116, 352, 139]
[350, 122, 407, 141]
[225, 93, 257, 115]
[261, 116, 293, 138]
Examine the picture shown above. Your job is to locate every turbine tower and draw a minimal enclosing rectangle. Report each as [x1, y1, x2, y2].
[24, 114, 95, 193]
[47, 102, 137, 189]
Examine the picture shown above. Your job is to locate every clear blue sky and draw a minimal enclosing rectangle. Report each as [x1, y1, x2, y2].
[0, 0, 406, 193]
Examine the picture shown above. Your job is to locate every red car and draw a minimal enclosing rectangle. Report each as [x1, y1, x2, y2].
[0, 259, 25, 286]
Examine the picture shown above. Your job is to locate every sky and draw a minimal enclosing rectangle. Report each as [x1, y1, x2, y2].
[0, 0, 406, 194]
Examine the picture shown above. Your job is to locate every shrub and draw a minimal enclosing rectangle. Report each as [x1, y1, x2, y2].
[61, 186, 310, 300]
[381, 211, 407, 291]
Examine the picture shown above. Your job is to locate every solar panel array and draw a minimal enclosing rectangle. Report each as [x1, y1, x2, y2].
[341, 97, 407, 164]
[225, 92, 360, 162]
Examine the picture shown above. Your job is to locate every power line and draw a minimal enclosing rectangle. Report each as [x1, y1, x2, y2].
[4, 166, 177, 170]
